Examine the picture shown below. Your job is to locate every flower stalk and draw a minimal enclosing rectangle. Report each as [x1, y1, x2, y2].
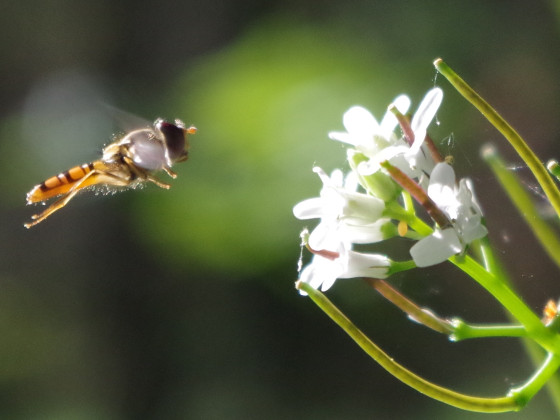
[296, 280, 523, 413]
[293, 61, 560, 413]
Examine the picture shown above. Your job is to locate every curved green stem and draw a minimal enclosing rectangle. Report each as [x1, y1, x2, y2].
[475, 235, 504, 277]
[450, 255, 541, 331]
[476, 235, 560, 413]
[434, 58, 560, 219]
[296, 280, 523, 412]
[510, 353, 560, 407]
[450, 255, 560, 353]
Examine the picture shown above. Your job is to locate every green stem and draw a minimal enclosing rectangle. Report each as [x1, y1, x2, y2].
[383, 201, 433, 237]
[401, 190, 415, 213]
[482, 145, 560, 269]
[296, 280, 522, 412]
[475, 235, 503, 276]
[476, 235, 560, 413]
[510, 353, 560, 407]
[450, 319, 527, 341]
[450, 255, 560, 353]
[434, 58, 560, 219]
[388, 259, 416, 275]
[406, 216, 433, 237]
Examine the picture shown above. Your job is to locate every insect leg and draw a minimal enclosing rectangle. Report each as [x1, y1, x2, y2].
[24, 169, 130, 228]
[146, 176, 171, 189]
[162, 166, 177, 179]
[122, 156, 172, 189]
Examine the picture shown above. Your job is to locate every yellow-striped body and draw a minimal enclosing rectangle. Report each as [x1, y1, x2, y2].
[24, 158, 136, 229]
[26, 160, 135, 204]
[27, 162, 99, 203]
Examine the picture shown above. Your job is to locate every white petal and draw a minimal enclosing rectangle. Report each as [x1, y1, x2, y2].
[343, 171, 359, 192]
[461, 178, 484, 215]
[356, 159, 379, 176]
[293, 198, 325, 219]
[357, 143, 409, 175]
[320, 273, 339, 291]
[343, 106, 379, 137]
[299, 261, 338, 294]
[329, 169, 344, 187]
[312, 166, 330, 184]
[328, 131, 355, 146]
[393, 94, 411, 114]
[461, 219, 488, 243]
[409, 228, 462, 267]
[299, 240, 349, 292]
[340, 219, 390, 244]
[411, 88, 443, 133]
[409, 88, 443, 155]
[307, 222, 333, 250]
[299, 263, 319, 288]
[409, 144, 436, 179]
[375, 143, 410, 163]
[427, 163, 457, 209]
[429, 162, 455, 186]
[342, 251, 391, 278]
[340, 191, 385, 221]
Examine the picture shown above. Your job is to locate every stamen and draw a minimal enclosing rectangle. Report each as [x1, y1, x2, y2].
[398, 220, 409, 237]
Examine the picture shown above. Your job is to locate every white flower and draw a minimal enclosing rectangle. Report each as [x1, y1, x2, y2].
[410, 162, 487, 267]
[299, 238, 391, 293]
[329, 88, 443, 180]
[293, 167, 390, 249]
[328, 95, 411, 156]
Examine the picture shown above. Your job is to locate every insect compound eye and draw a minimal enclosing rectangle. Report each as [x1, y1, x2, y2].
[157, 120, 187, 161]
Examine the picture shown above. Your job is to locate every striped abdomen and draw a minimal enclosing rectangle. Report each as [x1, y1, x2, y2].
[26, 162, 100, 204]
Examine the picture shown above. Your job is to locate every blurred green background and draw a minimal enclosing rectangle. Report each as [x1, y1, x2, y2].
[1, 0, 560, 418]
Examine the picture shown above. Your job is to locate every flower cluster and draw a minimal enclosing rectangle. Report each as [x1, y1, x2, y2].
[294, 88, 487, 291]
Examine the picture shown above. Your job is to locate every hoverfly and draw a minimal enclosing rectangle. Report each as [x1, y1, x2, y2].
[25, 118, 196, 228]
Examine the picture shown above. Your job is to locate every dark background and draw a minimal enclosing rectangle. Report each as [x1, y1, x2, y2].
[1, 1, 560, 418]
